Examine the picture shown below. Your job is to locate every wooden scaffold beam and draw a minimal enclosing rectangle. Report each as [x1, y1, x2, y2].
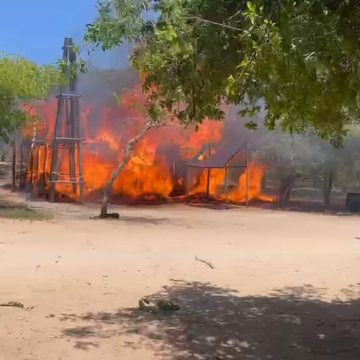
[49, 37, 84, 202]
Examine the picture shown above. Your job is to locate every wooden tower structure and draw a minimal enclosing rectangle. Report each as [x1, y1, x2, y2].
[49, 37, 84, 202]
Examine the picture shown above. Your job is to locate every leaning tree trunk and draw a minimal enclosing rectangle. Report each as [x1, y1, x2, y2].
[278, 174, 298, 204]
[278, 179, 292, 204]
[323, 169, 334, 206]
[100, 121, 162, 218]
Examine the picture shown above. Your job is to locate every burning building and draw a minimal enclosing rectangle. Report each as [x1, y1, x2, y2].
[20, 82, 275, 205]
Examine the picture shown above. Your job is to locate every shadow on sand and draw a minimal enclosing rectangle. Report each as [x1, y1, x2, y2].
[60, 280, 360, 359]
[116, 215, 170, 225]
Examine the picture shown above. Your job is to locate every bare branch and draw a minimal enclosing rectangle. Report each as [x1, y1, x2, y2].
[100, 120, 165, 216]
[186, 16, 245, 32]
[195, 256, 215, 269]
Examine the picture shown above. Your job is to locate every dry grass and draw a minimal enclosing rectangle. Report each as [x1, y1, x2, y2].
[0, 200, 52, 221]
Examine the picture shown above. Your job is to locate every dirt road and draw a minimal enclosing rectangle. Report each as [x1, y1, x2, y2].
[1, 200, 360, 359]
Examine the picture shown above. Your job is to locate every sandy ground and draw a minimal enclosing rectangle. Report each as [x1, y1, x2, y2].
[2, 179, 360, 358]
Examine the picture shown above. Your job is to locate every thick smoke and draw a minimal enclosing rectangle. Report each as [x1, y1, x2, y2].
[224, 104, 360, 203]
[74, 66, 360, 205]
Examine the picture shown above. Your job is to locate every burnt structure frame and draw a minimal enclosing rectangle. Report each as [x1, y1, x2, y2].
[185, 142, 250, 205]
[49, 38, 84, 202]
[16, 131, 48, 195]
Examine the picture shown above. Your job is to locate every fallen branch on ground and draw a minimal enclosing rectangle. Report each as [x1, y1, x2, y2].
[0, 301, 24, 308]
[138, 298, 180, 313]
[195, 256, 215, 269]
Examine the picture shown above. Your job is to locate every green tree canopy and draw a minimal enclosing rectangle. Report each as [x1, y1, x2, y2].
[86, 0, 360, 144]
[0, 55, 62, 141]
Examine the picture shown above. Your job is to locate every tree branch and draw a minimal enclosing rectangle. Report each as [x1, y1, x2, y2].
[186, 16, 245, 32]
[100, 120, 164, 217]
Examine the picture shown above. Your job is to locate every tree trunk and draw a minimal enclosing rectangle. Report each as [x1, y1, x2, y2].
[278, 174, 298, 204]
[278, 179, 292, 204]
[100, 121, 162, 218]
[323, 169, 333, 206]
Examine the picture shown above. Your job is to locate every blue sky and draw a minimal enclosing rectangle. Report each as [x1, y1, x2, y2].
[0, 0, 129, 68]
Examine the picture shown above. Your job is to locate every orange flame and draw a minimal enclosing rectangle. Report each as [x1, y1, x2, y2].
[228, 161, 275, 203]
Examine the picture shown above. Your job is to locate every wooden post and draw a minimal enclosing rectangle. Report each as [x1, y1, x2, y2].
[185, 167, 189, 202]
[68, 97, 77, 195]
[41, 145, 47, 194]
[245, 143, 249, 207]
[50, 96, 64, 202]
[32, 147, 40, 195]
[19, 144, 23, 189]
[206, 169, 211, 199]
[206, 144, 211, 199]
[20, 145, 27, 189]
[225, 167, 229, 208]
[12, 140, 16, 191]
[75, 98, 84, 203]
[26, 148, 33, 192]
